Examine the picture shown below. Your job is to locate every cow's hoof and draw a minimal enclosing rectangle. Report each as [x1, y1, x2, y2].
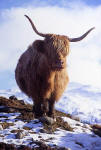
[39, 116, 56, 125]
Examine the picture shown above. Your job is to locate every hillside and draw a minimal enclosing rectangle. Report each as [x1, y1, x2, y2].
[0, 96, 101, 150]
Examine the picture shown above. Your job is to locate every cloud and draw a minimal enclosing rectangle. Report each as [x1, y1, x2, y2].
[0, 2, 101, 88]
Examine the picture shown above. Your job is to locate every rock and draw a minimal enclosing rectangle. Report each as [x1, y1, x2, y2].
[15, 131, 26, 139]
[9, 95, 17, 100]
[39, 128, 53, 134]
[39, 116, 56, 125]
[20, 100, 25, 105]
[59, 148, 71, 150]
[91, 124, 101, 137]
[39, 129, 46, 133]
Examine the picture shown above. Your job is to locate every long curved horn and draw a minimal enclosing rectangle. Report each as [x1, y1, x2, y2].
[69, 27, 95, 42]
[25, 15, 47, 37]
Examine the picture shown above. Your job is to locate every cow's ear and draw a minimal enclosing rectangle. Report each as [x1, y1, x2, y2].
[33, 40, 45, 53]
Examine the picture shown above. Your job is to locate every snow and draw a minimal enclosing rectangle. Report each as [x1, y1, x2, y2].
[0, 82, 101, 149]
[0, 112, 101, 150]
[56, 82, 101, 124]
[0, 82, 101, 124]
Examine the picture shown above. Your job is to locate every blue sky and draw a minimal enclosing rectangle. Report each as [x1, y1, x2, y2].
[0, 0, 101, 10]
[0, 0, 101, 90]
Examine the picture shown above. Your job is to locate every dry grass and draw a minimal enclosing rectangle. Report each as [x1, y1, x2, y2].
[0, 122, 14, 129]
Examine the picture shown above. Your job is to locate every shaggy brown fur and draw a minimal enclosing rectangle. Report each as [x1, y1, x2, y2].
[15, 15, 94, 118]
[15, 35, 69, 117]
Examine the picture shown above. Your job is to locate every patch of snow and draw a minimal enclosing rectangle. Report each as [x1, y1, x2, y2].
[56, 82, 101, 124]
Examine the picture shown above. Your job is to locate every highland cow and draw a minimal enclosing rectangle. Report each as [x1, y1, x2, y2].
[15, 15, 94, 119]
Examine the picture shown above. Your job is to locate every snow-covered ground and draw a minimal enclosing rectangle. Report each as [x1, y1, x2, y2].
[0, 82, 101, 125]
[0, 111, 101, 150]
[0, 82, 101, 150]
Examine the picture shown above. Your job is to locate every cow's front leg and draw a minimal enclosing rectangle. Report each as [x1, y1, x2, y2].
[48, 99, 55, 118]
[33, 99, 48, 118]
[33, 101, 42, 118]
[41, 100, 48, 116]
